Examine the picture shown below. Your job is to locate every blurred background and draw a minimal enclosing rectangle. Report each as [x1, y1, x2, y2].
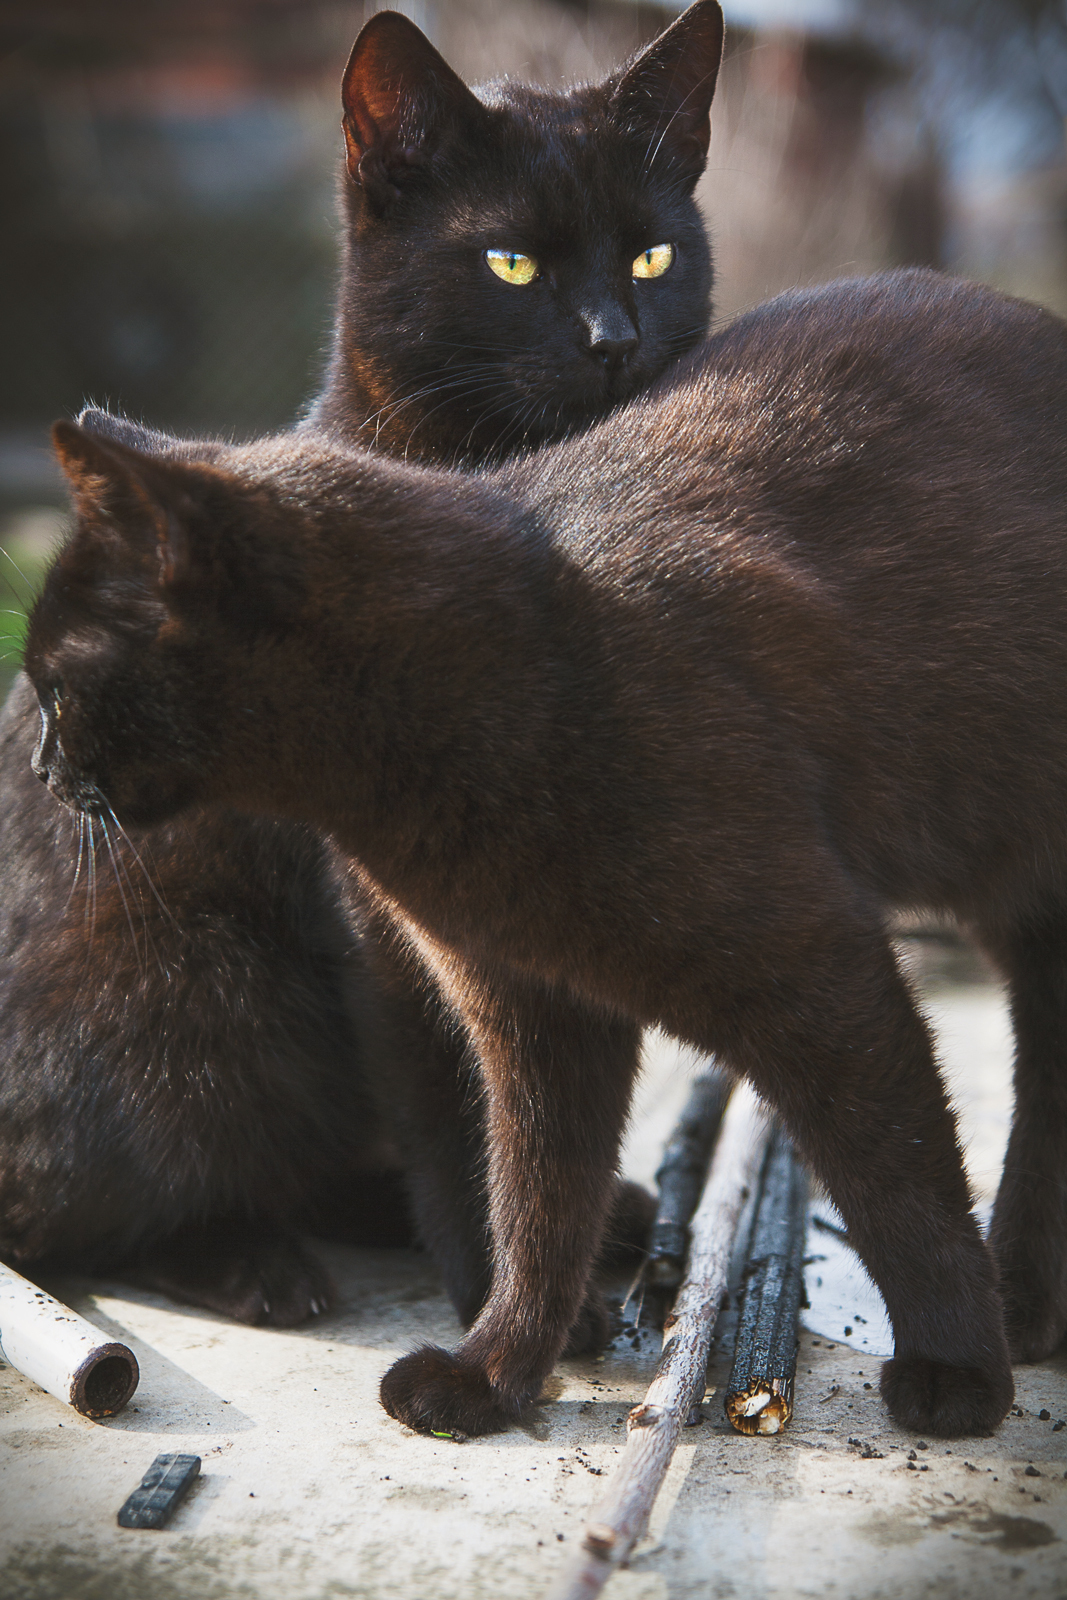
[1, 0, 1065, 678]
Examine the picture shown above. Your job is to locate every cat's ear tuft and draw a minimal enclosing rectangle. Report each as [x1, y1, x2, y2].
[52, 420, 192, 589]
[609, 0, 724, 183]
[341, 12, 484, 213]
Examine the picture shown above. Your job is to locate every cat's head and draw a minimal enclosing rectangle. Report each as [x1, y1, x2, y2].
[325, 1, 724, 462]
[26, 417, 301, 830]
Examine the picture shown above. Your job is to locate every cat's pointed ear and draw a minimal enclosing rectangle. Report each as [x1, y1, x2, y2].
[608, 0, 725, 183]
[341, 12, 484, 213]
[52, 420, 191, 588]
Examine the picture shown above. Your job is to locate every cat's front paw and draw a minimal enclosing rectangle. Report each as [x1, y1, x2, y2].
[991, 1242, 1067, 1362]
[379, 1345, 520, 1437]
[880, 1353, 1013, 1437]
[1000, 1290, 1067, 1364]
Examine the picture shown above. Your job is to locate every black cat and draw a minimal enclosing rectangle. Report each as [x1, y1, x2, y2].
[0, 3, 724, 1324]
[30, 268, 1066, 1440]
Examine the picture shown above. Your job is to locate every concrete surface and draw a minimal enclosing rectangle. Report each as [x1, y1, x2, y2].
[1, 940, 1065, 1599]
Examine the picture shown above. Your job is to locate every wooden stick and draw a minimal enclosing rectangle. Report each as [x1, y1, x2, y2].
[723, 1127, 808, 1435]
[645, 1071, 730, 1291]
[0, 1259, 139, 1418]
[549, 1082, 770, 1600]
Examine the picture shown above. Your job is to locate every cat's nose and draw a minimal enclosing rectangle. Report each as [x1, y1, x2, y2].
[582, 308, 638, 372]
[590, 333, 638, 370]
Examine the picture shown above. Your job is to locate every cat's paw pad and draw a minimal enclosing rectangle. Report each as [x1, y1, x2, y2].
[880, 1354, 1013, 1438]
[379, 1346, 519, 1437]
[562, 1289, 613, 1356]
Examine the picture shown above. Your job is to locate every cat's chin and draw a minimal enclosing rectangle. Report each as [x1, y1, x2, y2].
[87, 769, 199, 833]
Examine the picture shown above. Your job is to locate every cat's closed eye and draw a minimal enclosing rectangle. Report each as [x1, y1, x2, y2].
[633, 243, 674, 280]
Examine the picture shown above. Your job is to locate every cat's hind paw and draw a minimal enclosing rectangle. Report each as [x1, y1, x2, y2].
[139, 1230, 335, 1328]
[379, 1346, 521, 1438]
[879, 1353, 1014, 1437]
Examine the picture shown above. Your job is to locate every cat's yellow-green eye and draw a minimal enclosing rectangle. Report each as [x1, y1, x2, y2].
[633, 243, 674, 280]
[486, 249, 539, 287]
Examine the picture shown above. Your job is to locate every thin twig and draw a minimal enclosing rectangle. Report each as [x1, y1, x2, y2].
[549, 1082, 771, 1599]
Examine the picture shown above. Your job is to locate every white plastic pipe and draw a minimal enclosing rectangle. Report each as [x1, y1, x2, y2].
[0, 1259, 139, 1417]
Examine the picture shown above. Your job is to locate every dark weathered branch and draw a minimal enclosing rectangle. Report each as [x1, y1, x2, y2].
[724, 1127, 808, 1436]
[646, 1070, 731, 1290]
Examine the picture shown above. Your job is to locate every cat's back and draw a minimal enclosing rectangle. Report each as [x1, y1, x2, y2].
[511, 269, 1067, 589]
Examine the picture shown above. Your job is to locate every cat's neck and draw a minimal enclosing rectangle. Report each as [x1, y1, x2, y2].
[308, 217, 515, 468]
[310, 277, 419, 462]
[233, 450, 569, 918]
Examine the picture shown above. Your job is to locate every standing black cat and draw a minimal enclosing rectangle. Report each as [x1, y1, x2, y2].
[0, 4, 724, 1322]
[28, 269, 1067, 1439]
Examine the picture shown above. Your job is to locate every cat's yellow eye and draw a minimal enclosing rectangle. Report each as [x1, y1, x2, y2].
[486, 249, 539, 287]
[633, 243, 674, 280]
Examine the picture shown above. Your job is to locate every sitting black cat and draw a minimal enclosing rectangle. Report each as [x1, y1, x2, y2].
[0, 3, 725, 1322]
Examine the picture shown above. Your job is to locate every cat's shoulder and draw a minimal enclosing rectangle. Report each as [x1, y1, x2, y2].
[701, 269, 1066, 377]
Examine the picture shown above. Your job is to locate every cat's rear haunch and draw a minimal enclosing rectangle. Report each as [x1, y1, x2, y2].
[29, 269, 1067, 1440]
[0, 2, 724, 1318]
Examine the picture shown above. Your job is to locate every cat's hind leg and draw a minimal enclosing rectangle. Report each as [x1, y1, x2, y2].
[982, 911, 1067, 1362]
[692, 912, 1014, 1438]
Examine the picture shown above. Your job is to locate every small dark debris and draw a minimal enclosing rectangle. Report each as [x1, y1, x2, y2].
[907, 1461, 917, 1470]
[117, 1454, 200, 1531]
[1038, 1410, 1051, 1421]
[1024, 1466, 1042, 1478]
[847, 1437, 884, 1459]
[556, 1533, 565, 1542]
[844, 1326, 853, 1337]
[1052, 1420, 1065, 1432]
[907, 1450, 917, 1461]
[917, 1441, 928, 1450]
[863, 1382, 873, 1390]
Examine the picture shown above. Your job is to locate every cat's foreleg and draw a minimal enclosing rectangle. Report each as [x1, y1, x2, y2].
[982, 912, 1067, 1362]
[379, 971, 641, 1436]
[715, 924, 1013, 1438]
[355, 907, 493, 1326]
